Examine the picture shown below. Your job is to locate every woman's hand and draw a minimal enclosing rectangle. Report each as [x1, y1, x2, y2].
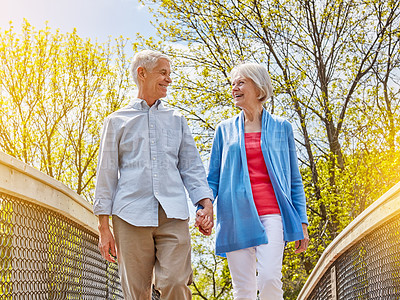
[195, 198, 214, 236]
[294, 223, 309, 253]
[196, 214, 213, 235]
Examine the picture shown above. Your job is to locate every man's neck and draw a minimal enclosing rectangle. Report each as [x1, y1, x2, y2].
[137, 93, 157, 107]
[145, 99, 157, 107]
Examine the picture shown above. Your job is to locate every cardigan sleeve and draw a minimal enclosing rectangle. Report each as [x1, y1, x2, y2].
[207, 126, 223, 200]
[287, 122, 309, 225]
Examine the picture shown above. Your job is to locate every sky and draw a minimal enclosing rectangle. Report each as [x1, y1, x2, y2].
[0, 0, 157, 42]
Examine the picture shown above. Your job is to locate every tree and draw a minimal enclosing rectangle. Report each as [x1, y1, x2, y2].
[0, 20, 133, 201]
[137, 0, 400, 297]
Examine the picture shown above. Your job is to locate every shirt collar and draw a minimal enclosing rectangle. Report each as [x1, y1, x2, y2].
[129, 98, 164, 110]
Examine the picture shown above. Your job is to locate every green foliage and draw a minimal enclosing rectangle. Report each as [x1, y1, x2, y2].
[138, 0, 400, 298]
[0, 20, 133, 201]
[190, 226, 233, 300]
[1, 1, 400, 297]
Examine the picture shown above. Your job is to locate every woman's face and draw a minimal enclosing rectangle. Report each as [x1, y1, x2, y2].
[231, 76, 260, 110]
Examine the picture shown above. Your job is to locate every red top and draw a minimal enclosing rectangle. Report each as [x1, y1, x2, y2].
[245, 132, 280, 216]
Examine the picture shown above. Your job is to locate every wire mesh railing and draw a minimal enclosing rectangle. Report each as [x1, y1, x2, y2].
[0, 192, 123, 299]
[0, 151, 160, 299]
[298, 182, 400, 300]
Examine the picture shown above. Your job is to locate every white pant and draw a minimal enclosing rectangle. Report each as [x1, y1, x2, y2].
[226, 214, 285, 300]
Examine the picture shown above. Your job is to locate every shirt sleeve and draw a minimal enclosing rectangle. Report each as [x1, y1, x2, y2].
[177, 117, 214, 206]
[287, 122, 309, 225]
[207, 125, 222, 200]
[93, 117, 120, 216]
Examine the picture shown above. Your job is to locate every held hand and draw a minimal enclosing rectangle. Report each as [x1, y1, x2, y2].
[198, 223, 213, 236]
[195, 198, 214, 236]
[295, 223, 309, 254]
[196, 215, 213, 236]
[199, 215, 213, 230]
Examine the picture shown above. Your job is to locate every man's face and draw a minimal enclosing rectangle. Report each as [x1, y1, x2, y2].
[142, 58, 172, 101]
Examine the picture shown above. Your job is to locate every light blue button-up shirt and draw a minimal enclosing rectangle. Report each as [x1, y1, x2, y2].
[93, 98, 213, 227]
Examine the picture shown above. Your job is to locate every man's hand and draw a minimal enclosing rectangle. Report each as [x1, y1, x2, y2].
[195, 198, 214, 236]
[98, 215, 117, 263]
[294, 223, 309, 254]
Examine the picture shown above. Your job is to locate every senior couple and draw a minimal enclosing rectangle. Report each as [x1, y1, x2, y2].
[93, 50, 309, 300]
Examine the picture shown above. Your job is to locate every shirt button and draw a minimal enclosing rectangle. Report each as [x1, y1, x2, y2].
[153, 157, 156, 160]
[154, 174, 157, 177]
[150, 124, 154, 128]
[151, 140, 155, 144]
[155, 192, 159, 195]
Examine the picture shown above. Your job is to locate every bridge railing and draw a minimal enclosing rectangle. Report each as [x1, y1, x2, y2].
[297, 181, 400, 300]
[0, 151, 123, 299]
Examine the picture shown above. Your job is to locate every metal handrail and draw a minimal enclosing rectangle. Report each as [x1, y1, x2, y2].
[0, 151, 123, 298]
[297, 181, 400, 299]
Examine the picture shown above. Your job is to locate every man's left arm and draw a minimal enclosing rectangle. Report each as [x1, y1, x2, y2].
[177, 117, 214, 231]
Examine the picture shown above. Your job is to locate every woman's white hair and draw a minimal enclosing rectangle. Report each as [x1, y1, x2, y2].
[130, 50, 171, 85]
[230, 63, 273, 102]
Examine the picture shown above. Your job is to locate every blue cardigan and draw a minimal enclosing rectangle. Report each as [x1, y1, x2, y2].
[207, 110, 308, 257]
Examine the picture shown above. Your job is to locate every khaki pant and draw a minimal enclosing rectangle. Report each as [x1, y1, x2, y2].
[112, 206, 192, 300]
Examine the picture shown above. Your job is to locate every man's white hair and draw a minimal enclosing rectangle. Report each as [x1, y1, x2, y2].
[130, 50, 171, 85]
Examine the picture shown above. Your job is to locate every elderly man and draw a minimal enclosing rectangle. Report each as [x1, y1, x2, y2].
[93, 50, 213, 300]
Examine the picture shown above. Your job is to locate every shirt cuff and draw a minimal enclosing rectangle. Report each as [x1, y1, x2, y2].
[189, 187, 214, 206]
[93, 198, 113, 215]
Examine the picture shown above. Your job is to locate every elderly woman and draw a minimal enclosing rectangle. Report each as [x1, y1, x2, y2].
[206, 63, 309, 299]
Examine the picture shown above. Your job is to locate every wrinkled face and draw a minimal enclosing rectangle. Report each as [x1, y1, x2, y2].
[142, 58, 172, 101]
[231, 76, 260, 109]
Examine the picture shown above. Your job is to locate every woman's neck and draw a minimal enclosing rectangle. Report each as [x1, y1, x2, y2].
[243, 105, 263, 133]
